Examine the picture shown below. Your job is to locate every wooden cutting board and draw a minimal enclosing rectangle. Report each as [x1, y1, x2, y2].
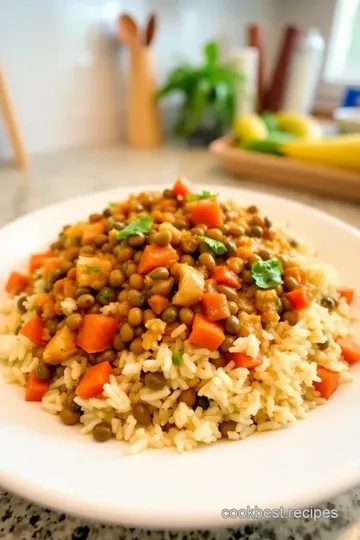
[209, 136, 360, 202]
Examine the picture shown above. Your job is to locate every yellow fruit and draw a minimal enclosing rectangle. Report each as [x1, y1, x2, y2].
[234, 113, 268, 143]
[281, 134, 360, 171]
[276, 110, 322, 139]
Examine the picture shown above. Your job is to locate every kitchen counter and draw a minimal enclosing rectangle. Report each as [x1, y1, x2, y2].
[0, 145, 360, 540]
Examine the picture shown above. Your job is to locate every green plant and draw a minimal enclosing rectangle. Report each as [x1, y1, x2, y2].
[158, 41, 243, 138]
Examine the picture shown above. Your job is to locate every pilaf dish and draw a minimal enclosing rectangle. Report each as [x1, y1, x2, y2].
[1, 178, 359, 454]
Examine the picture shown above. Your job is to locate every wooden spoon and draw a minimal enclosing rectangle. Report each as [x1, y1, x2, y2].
[117, 14, 140, 47]
[144, 13, 157, 46]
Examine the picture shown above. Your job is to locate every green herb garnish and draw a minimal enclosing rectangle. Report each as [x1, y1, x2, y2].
[199, 236, 227, 255]
[116, 216, 153, 240]
[102, 289, 110, 301]
[172, 350, 184, 366]
[87, 265, 100, 273]
[108, 201, 117, 207]
[251, 258, 283, 289]
[186, 191, 218, 202]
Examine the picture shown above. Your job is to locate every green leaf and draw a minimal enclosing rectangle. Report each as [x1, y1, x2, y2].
[251, 258, 283, 289]
[199, 236, 227, 255]
[186, 190, 218, 202]
[116, 216, 153, 240]
[204, 41, 219, 67]
[108, 201, 117, 207]
[172, 350, 184, 366]
[87, 265, 100, 273]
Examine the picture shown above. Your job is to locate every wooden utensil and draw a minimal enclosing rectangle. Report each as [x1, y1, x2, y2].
[264, 25, 300, 112]
[117, 14, 140, 47]
[209, 135, 360, 202]
[247, 24, 264, 112]
[117, 12, 162, 148]
[0, 62, 28, 170]
[144, 13, 157, 46]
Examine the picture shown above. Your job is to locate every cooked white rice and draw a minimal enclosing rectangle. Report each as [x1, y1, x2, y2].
[0, 230, 357, 454]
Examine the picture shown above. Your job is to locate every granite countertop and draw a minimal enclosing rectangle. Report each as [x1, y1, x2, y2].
[1, 145, 360, 540]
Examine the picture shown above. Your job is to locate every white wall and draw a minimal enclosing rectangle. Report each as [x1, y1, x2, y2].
[0, 0, 279, 158]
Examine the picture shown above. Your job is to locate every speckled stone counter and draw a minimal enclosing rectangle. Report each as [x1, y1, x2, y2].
[1, 145, 360, 540]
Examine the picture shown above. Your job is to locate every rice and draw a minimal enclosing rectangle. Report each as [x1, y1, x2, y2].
[0, 214, 357, 455]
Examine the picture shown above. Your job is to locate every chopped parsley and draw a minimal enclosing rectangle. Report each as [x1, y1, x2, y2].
[186, 190, 218, 202]
[101, 289, 110, 301]
[108, 201, 117, 207]
[87, 265, 100, 273]
[116, 216, 153, 240]
[172, 350, 184, 366]
[251, 258, 283, 289]
[199, 236, 227, 255]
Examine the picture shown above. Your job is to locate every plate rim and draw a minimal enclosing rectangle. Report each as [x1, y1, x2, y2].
[0, 184, 360, 528]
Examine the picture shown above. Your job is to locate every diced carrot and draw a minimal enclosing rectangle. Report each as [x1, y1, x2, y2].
[75, 361, 113, 400]
[148, 295, 169, 315]
[29, 251, 52, 273]
[336, 337, 360, 364]
[85, 221, 105, 235]
[211, 266, 241, 290]
[202, 293, 230, 321]
[189, 199, 223, 228]
[5, 271, 29, 295]
[337, 287, 355, 305]
[19, 316, 45, 346]
[76, 314, 118, 353]
[173, 177, 192, 197]
[25, 370, 49, 402]
[189, 313, 225, 350]
[236, 246, 253, 259]
[284, 266, 306, 284]
[313, 365, 340, 400]
[226, 352, 263, 369]
[138, 245, 179, 274]
[286, 287, 313, 311]
[42, 258, 60, 279]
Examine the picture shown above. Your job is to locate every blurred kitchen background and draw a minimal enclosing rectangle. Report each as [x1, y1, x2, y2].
[0, 0, 360, 208]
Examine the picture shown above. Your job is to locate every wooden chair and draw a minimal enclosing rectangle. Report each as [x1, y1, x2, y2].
[0, 61, 29, 170]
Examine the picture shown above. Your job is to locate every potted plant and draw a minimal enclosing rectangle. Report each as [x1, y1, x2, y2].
[157, 41, 243, 146]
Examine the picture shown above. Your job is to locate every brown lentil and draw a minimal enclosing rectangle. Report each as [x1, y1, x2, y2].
[128, 307, 143, 327]
[151, 278, 174, 297]
[97, 349, 116, 363]
[153, 230, 172, 246]
[216, 285, 238, 302]
[206, 228, 223, 241]
[180, 254, 195, 266]
[198, 252, 216, 270]
[211, 353, 227, 369]
[60, 408, 81, 426]
[97, 287, 115, 305]
[35, 362, 52, 381]
[94, 234, 108, 247]
[143, 309, 156, 324]
[283, 275, 300, 291]
[130, 337, 145, 355]
[179, 307, 195, 326]
[128, 289, 145, 307]
[93, 422, 112, 442]
[181, 237, 198, 254]
[179, 388, 196, 407]
[109, 269, 125, 288]
[133, 403, 152, 426]
[220, 335, 235, 352]
[161, 306, 178, 323]
[120, 323, 135, 342]
[282, 311, 299, 326]
[88, 302, 102, 314]
[117, 246, 134, 263]
[101, 242, 113, 254]
[223, 315, 240, 334]
[128, 234, 145, 247]
[65, 313, 83, 331]
[144, 372, 166, 390]
[149, 267, 169, 281]
[80, 245, 95, 256]
[112, 334, 126, 351]
[219, 420, 237, 438]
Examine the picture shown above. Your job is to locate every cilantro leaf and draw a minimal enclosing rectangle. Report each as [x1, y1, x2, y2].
[251, 258, 283, 289]
[87, 265, 100, 273]
[172, 350, 184, 366]
[186, 190, 218, 202]
[199, 236, 227, 255]
[108, 201, 117, 207]
[116, 216, 153, 240]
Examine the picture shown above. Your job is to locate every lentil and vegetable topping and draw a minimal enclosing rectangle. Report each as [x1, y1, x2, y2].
[2, 177, 358, 453]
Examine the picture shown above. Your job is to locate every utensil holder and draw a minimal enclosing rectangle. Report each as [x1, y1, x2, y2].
[128, 46, 162, 148]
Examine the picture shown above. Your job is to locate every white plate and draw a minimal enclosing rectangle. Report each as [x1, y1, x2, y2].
[0, 185, 359, 529]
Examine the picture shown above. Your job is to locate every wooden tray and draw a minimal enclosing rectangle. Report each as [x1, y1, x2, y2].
[209, 136, 360, 201]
